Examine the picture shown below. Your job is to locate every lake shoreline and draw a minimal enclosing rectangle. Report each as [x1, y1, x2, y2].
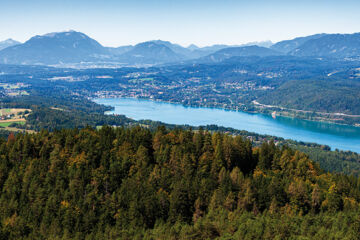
[94, 96, 360, 128]
[93, 97, 360, 153]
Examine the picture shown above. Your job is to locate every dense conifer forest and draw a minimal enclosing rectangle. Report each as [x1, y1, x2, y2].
[0, 126, 359, 239]
[2, 92, 360, 177]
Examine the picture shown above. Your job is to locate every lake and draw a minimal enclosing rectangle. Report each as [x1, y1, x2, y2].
[94, 98, 360, 153]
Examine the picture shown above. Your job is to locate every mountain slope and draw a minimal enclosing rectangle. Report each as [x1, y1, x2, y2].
[149, 40, 193, 57]
[271, 34, 327, 53]
[200, 45, 283, 63]
[106, 45, 134, 55]
[118, 42, 185, 64]
[187, 44, 199, 50]
[0, 39, 21, 51]
[289, 33, 360, 58]
[241, 40, 273, 48]
[0, 31, 109, 65]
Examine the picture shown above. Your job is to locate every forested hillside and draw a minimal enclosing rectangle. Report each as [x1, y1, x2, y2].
[0, 126, 359, 239]
[2, 90, 360, 177]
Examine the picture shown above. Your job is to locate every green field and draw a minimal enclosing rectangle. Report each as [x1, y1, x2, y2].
[0, 121, 25, 127]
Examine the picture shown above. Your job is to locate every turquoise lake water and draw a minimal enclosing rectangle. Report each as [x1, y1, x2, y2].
[94, 98, 360, 153]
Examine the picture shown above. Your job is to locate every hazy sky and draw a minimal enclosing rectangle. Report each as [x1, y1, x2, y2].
[0, 0, 359, 47]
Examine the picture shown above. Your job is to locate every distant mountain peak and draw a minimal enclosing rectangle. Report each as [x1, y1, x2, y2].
[241, 40, 273, 48]
[149, 40, 173, 45]
[0, 38, 21, 51]
[2, 38, 20, 44]
[119, 41, 185, 64]
[34, 30, 88, 39]
[187, 44, 199, 50]
[0, 30, 107, 65]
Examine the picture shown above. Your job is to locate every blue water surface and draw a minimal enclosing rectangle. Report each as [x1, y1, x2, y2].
[94, 98, 360, 153]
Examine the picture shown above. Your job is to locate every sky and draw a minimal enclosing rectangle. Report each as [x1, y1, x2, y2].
[0, 0, 359, 47]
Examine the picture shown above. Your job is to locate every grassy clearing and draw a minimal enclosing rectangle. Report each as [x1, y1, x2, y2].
[0, 108, 31, 115]
[6, 127, 35, 133]
[0, 108, 33, 133]
[50, 107, 65, 111]
[0, 121, 25, 127]
[0, 108, 30, 130]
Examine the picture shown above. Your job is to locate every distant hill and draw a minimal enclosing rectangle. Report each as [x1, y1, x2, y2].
[149, 40, 193, 57]
[241, 40, 273, 48]
[107, 45, 134, 55]
[271, 34, 327, 53]
[117, 42, 185, 64]
[189, 45, 230, 59]
[199, 45, 283, 63]
[289, 33, 360, 58]
[0, 39, 21, 51]
[148, 40, 232, 59]
[0, 31, 109, 65]
[187, 44, 199, 50]
[190, 42, 273, 59]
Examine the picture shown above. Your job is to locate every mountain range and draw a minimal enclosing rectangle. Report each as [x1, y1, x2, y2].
[0, 31, 360, 66]
[199, 45, 283, 63]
